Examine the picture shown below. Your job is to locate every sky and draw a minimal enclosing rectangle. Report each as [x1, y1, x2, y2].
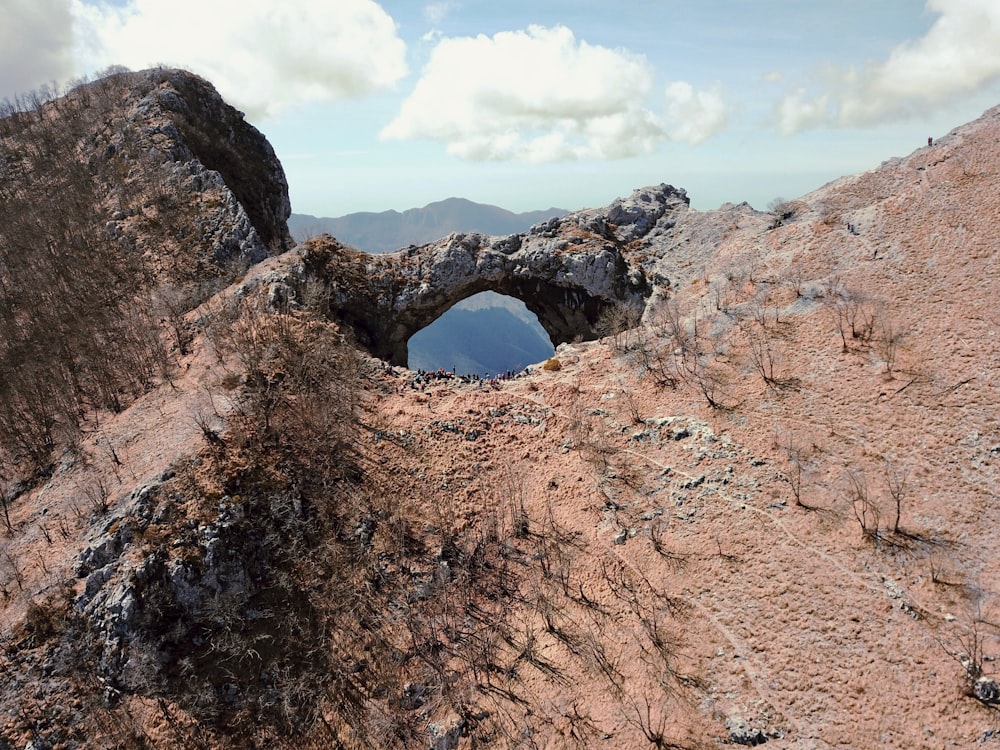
[3, 0, 1000, 217]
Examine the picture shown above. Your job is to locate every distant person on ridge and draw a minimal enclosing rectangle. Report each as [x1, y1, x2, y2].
[928, 136, 933, 146]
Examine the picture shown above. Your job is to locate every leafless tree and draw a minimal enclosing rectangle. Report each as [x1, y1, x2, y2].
[938, 601, 999, 706]
[0, 77, 168, 474]
[2, 547, 23, 591]
[0, 472, 13, 534]
[876, 315, 906, 376]
[778, 437, 811, 507]
[883, 458, 908, 534]
[847, 470, 880, 541]
[825, 285, 877, 353]
[739, 317, 794, 392]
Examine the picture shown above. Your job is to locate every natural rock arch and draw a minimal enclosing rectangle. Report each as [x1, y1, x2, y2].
[265, 184, 693, 366]
[287, 225, 652, 366]
[400, 277, 602, 367]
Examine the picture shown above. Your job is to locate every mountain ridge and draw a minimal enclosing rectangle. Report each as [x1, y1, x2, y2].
[289, 196, 568, 252]
[2, 68, 1000, 748]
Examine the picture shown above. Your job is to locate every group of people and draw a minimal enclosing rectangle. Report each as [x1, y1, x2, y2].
[401, 366, 533, 392]
[375, 359, 540, 395]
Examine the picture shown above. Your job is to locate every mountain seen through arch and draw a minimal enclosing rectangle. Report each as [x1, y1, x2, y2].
[290, 198, 566, 374]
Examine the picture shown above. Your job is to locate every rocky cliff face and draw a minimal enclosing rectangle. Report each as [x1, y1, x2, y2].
[1, 67, 292, 284]
[143, 69, 293, 261]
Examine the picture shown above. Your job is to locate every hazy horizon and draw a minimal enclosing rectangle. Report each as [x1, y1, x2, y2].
[5, 2, 999, 218]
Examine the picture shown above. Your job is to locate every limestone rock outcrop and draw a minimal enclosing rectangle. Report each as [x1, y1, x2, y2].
[73, 476, 285, 698]
[133, 68, 293, 264]
[1, 67, 293, 285]
[255, 184, 704, 364]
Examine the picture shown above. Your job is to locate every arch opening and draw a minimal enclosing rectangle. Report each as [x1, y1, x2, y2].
[407, 291, 554, 376]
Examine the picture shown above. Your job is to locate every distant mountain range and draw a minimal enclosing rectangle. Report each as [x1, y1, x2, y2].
[289, 197, 567, 253]
[291, 198, 563, 374]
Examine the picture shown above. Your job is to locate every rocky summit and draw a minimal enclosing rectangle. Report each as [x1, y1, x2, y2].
[2, 69, 1000, 750]
[1, 67, 292, 285]
[252, 185, 682, 364]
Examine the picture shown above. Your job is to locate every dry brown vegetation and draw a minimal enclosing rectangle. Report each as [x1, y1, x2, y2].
[0, 68, 284, 478]
[2, 75, 1000, 749]
[0, 74, 167, 475]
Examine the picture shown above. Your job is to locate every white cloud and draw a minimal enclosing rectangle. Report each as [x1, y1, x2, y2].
[664, 82, 728, 145]
[423, 2, 458, 26]
[775, 89, 832, 135]
[69, 0, 408, 120]
[381, 24, 726, 161]
[776, 0, 1000, 133]
[0, 0, 76, 100]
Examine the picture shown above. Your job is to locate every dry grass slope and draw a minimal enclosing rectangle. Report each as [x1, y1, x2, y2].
[1, 77, 999, 749]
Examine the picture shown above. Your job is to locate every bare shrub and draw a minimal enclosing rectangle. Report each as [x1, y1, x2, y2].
[825, 285, 878, 353]
[641, 300, 733, 407]
[637, 302, 683, 388]
[739, 316, 797, 392]
[2, 546, 24, 591]
[648, 518, 686, 566]
[847, 470, 881, 542]
[596, 302, 643, 352]
[81, 477, 112, 516]
[680, 322, 732, 410]
[625, 694, 682, 749]
[0, 472, 14, 534]
[154, 281, 220, 355]
[875, 315, 906, 376]
[622, 385, 644, 424]
[938, 604, 1000, 706]
[778, 435, 812, 508]
[883, 458, 908, 534]
[767, 197, 799, 228]
[783, 265, 808, 298]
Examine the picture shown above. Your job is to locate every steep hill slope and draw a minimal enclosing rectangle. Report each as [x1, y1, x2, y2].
[0, 66, 292, 476]
[1, 71, 999, 749]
